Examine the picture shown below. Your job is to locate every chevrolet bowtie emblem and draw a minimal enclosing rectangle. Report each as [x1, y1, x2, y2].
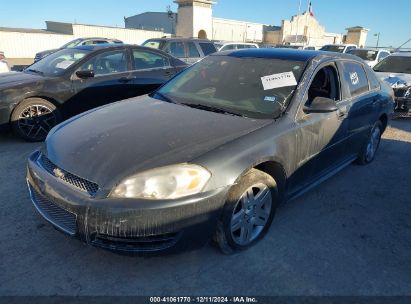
[53, 168, 65, 179]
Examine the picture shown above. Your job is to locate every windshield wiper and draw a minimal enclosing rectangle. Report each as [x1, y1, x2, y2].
[153, 92, 179, 104]
[26, 69, 44, 76]
[180, 102, 245, 117]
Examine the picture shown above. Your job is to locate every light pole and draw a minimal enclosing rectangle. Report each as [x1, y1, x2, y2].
[374, 32, 380, 48]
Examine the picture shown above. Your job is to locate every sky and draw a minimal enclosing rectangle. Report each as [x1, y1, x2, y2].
[1, 0, 410, 48]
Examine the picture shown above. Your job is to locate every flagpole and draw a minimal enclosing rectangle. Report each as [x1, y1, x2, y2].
[295, 0, 302, 44]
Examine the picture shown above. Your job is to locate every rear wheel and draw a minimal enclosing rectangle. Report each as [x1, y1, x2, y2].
[357, 121, 382, 165]
[213, 169, 278, 254]
[10, 98, 61, 142]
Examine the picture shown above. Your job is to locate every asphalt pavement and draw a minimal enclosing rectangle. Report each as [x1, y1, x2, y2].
[0, 120, 410, 296]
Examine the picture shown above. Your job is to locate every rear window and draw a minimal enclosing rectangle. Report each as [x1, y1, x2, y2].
[199, 43, 217, 56]
[142, 40, 162, 49]
[342, 62, 369, 97]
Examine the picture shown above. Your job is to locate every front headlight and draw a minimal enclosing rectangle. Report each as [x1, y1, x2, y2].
[110, 164, 211, 200]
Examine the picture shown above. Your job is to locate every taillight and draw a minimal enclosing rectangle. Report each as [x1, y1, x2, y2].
[0, 52, 5, 61]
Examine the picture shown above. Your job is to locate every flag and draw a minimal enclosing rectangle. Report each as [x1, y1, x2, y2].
[308, 1, 314, 17]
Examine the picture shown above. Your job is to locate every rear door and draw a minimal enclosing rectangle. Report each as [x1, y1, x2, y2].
[129, 48, 177, 96]
[69, 48, 133, 115]
[338, 60, 377, 154]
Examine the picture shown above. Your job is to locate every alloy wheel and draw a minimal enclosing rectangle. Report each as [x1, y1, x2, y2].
[365, 125, 381, 162]
[17, 104, 57, 141]
[230, 183, 272, 246]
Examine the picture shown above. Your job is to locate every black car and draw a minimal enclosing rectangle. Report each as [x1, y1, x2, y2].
[27, 49, 393, 254]
[0, 44, 187, 141]
[34, 37, 123, 62]
[142, 38, 217, 65]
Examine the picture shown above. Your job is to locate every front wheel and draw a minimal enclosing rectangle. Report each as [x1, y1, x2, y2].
[213, 169, 278, 254]
[10, 98, 61, 142]
[357, 121, 383, 165]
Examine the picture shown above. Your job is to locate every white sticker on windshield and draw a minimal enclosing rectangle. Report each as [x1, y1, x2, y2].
[56, 60, 75, 69]
[264, 96, 276, 102]
[261, 71, 297, 90]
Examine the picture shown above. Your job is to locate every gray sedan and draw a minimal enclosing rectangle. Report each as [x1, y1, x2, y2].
[26, 49, 393, 254]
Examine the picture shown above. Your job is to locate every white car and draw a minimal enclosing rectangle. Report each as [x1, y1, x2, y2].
[374, 52, 411, 116]
[0, 51, 10, 73]
[215, 42, 259, 52]
[348, 48, 391, 68]
[319, 44, 357, 54]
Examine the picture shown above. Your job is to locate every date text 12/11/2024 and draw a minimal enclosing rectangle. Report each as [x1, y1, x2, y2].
[149, 297, 258, 303]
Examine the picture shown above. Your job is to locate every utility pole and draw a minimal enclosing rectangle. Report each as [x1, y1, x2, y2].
[375, 32, 380, 48]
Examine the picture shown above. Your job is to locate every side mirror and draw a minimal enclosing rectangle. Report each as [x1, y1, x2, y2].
[303, 97, 338, 114]
[76, 70, 95, 79]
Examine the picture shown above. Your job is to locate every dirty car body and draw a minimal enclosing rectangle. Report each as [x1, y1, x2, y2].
[26, 49, 394, 254]
[374, 52, 411, 117]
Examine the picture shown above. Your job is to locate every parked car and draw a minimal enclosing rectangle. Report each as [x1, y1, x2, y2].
[26, 49, 393, 255]
[320, 44, 357, 53]
[142, 38, 217, 65]
[0, 51, 10, 73]
[0, 44, 187, 141]
[348, 48, 390, 68]
[214, 42, 259, 52]
[34, 37, 123, 62]
[374, 52, 411, 117]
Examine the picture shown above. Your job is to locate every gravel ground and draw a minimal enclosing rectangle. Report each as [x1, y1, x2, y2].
[0, 119, 410, 296]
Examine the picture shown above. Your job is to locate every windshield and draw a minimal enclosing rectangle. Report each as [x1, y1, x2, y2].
[320, 45, 345, 53]
[61, 38, 83, 48]
[25, 48, 90, 77]
[349, 49, 378, 61]
[156, 55, 306, 119]
[373, 56, 411, 74]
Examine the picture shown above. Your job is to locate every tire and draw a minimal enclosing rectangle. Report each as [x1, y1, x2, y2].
[356, 120, 383, 165]
[213, 168, 278, 254]
[10, 98, 61, 142]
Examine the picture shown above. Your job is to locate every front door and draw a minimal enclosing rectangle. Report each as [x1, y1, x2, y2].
[67, 49, 132, 116]
[288, 63, 350, 194]
[130, 48, 177, 96]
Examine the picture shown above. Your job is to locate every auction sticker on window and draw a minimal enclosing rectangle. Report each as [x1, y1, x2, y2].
[56, 60, 75, 69]
[261, 71, 297, 90]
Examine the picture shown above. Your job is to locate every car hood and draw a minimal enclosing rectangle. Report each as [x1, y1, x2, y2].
[45, 96, 272, 189]
[0, 71, 43, 88]
[36, 49, 59, 56]
[375, 72, 411, 88]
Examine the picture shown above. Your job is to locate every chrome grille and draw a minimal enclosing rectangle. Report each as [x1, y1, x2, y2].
[38, 154, 99, 196]
[28, 184, 77, 236]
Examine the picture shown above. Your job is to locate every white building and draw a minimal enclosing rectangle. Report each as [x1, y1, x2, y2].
[0, 22, 165, 60]
[125, 0, 274, 43]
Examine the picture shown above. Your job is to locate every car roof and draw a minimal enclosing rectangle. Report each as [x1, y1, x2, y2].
[390, 52, 411, 57]
[76, 37, 121, 41]
[215, 48, 354, 62]
[72, 44, 151, 51]
[145, 38, 213, 43]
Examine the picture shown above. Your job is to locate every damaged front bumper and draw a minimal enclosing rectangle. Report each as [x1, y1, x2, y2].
[26, 151, 229, 254]
[394, 87, 411, 116]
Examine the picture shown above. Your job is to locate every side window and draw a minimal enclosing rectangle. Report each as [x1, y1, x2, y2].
[365, 68, 380, 90]
[341, 62, 369, 97]
[220, 44, 236, 51]
[78, 50, 128, 76]
[378, 52, 389, 61]
[187, 42, 200, 58]
[132, 50, 169, 70]
[307, 65, 340, 105]
[165, 42, 185, 58]
[199, 43, 217, 55]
